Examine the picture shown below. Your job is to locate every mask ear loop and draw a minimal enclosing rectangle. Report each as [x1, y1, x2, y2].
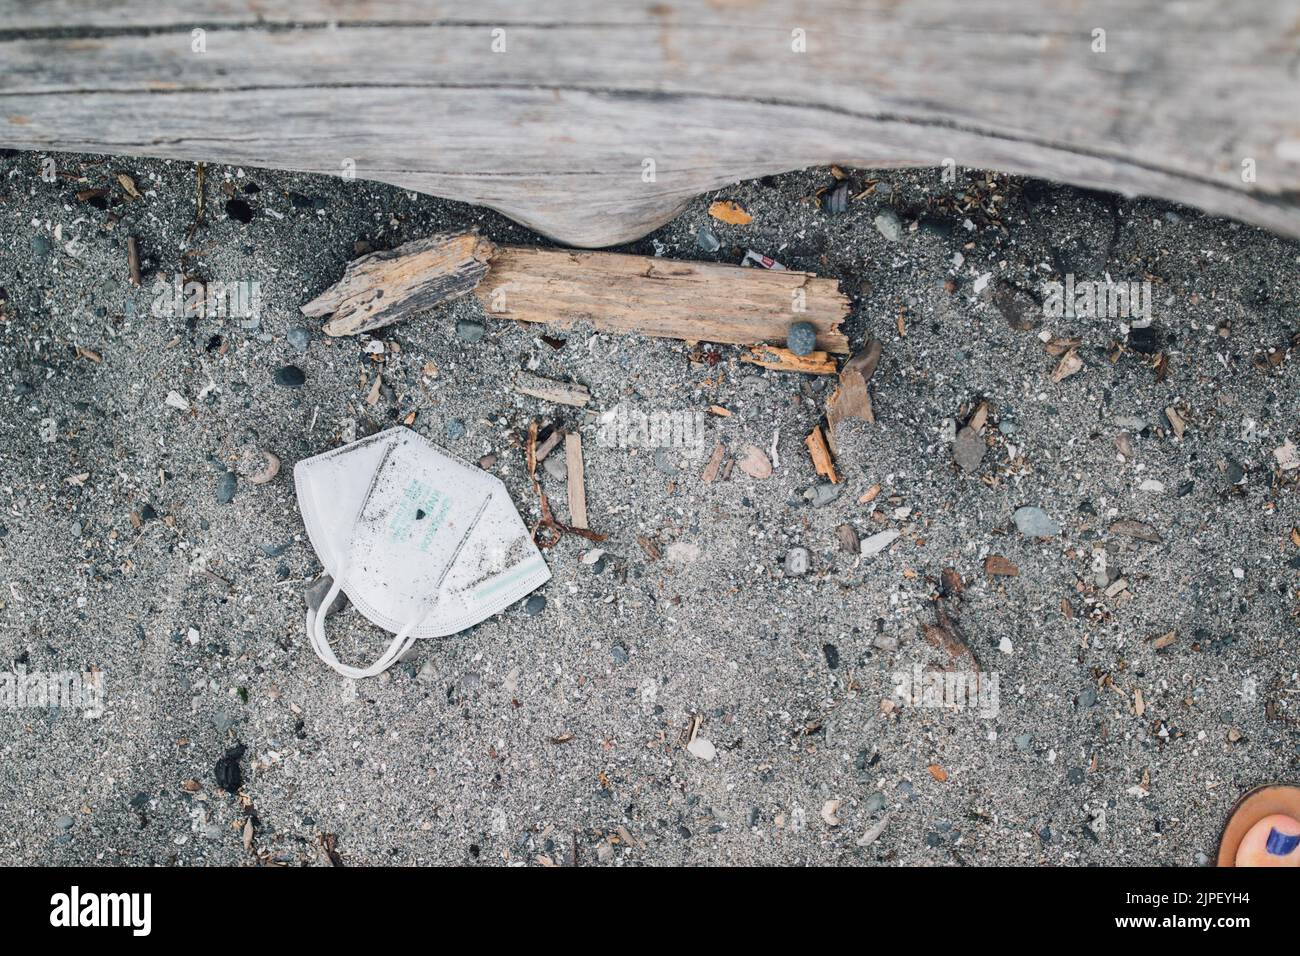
[308, 565, 426, 679]
[306, 496, 493, 679]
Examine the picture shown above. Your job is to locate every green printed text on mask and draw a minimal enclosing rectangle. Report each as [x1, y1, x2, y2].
[388, 479, 452, 552]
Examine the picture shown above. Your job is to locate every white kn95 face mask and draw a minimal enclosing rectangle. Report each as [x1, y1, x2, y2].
[294, 427, 550, 678]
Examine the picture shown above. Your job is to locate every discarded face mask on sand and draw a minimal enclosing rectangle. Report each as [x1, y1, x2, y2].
[295, 427, 550, 678]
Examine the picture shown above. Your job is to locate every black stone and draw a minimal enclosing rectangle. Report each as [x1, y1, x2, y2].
[225, 199, 254, 223]
[273, 365, 306, 388]
[214, 744, 246, 792]
[1127, 324, 1164, 354]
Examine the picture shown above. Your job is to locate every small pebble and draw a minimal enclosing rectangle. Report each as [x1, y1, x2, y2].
[1013, 506, 1060, 537]
[304, 575, 349, 615]
[225, 199, 254, 223]
[446, 419, 466, 440]
[455, 320, 485, 343]
[273, 365, 306, 388]
[543, 455, 567, 482]
[695, 226, 721, 253]
[524, 595, 546, 616]
[787, 321, 818, 356]
[952, 426, 985, 473]
[783, 547, 810, 576]
[860, 530, 900, 557]
[215, 470, 237, 504]
[214, 744, 246, 792]
[874, 209, 904, 242]
[807, 482, 841, 507]
[611, 645, 628, 665]
[686, 737, 716, 761]
[286, 327, 312, 350]
[653, 447, 679, 475]
[736, 445, 772, 479]
[823, 182, 849, 215]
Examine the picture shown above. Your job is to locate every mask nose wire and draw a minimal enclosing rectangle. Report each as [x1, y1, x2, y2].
[308, 495, 493, 679]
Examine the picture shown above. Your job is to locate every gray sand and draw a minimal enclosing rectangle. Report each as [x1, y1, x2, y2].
[1, 151, 1297, 865]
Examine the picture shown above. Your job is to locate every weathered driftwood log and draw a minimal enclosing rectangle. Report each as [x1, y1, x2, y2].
[3, 2, 1298, 246]
[301, 232, 851, 352]
[474, 246, 849, 353]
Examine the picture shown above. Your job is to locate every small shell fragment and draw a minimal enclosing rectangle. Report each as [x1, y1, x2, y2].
[248, 451, 281, 485]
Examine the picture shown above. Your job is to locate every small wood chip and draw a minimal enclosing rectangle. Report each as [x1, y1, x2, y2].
[742, 345, 836, 375]
[836, 524, 859, 553]
[928, 764, 949, 782]
[701, 443, 726, 483]
[1165, 406, 1186, 438]
[117, 172, 142, 198]
[127, 236, 142, 286]
[1044, 336, 1081, 356]
[535, 426, 564, 463]
[565, 432, 588, 530]
[1149, 631, 1177, 650]
[514, 372, 590, 407]
[1050, 348, 1084, 383]
[708, 200, 752, 225]
[1109, 518, 1163, 543]
[984, 554, 1019, 577]
[805, 425, 840, 483]
[825, 340, 880, 453]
